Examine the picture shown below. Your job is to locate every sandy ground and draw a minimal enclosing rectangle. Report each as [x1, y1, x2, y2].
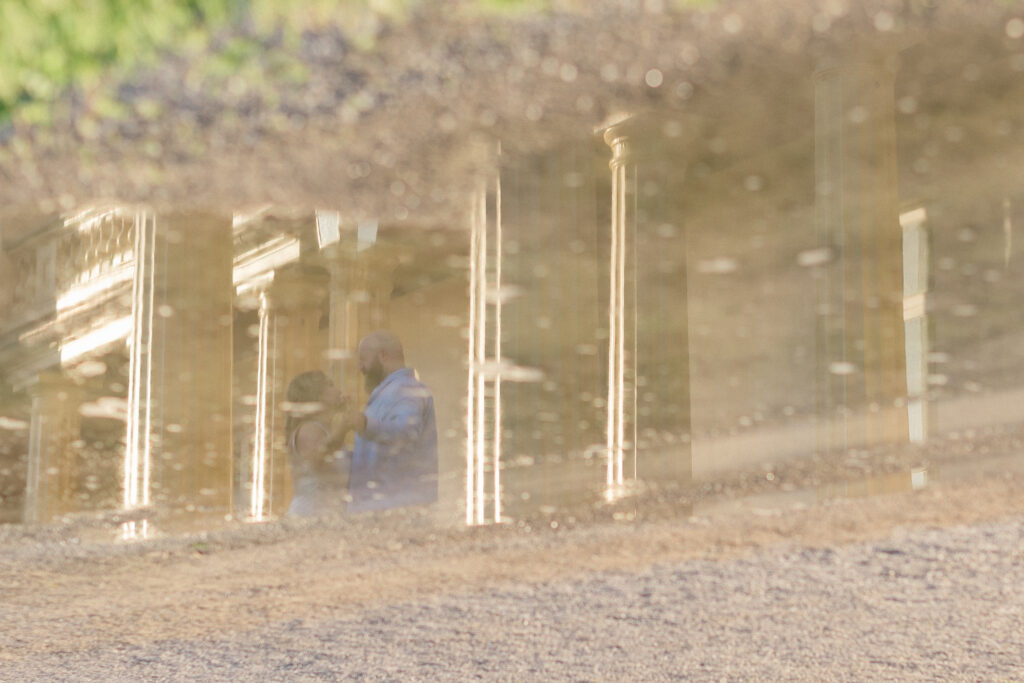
[2, 450, 1024, 681]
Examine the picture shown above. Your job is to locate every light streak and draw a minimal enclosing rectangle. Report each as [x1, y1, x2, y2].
[251, 293, 270, 520]
[493, 167, 503, 524]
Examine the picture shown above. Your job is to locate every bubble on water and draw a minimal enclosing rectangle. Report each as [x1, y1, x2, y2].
[723, 13, 744, 34]
[644, 68, 663, 88]
[77, 360, 108, 378]
[679, 43, 700, 67]
[1007, 18, 1024, 39]
[478, 109, 497, 127]
[962, 64, 981, 82]
[797, 247, 834, 267]
[848, 106, 868, 124]
[446, 255, 470, 270]
[435, 315, 462, 328]
[674, 82, 693, 100]
[0, 417, 29, 430]
[480, 361, 545, 383]
[563, 172, 584, 188]
[697, 257, 738, 274]
[157, 305, 175, 318]
[956, 227, 977, 242]
[897, 96, 918, 114]
[486, 285, 524, 304]
[657, 223, 678, 238]
[828, 361, 858, 376]
[873, 11, 894, 31]
[78, 397, 128, 420]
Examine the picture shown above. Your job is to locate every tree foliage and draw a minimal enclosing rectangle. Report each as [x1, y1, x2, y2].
[0, 0, 421, 124]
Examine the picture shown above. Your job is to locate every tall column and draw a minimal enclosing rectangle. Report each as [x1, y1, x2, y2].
[324, 252, 396, 401]
[23, 373, 82, 523]
[465, 175, 504, 525]
[603, 124, 639, 496]
[900, 207, 931, 443]
[603, 117, 693, 500]
[814, 55, 908, 453]
[124, 211, 234, 524]
[258, 266, 329, 518]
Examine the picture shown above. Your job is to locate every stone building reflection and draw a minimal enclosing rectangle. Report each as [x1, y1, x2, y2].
[0, 47, 948, 531]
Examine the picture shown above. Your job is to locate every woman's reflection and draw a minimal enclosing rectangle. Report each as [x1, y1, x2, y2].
[284, 371, 349, 517]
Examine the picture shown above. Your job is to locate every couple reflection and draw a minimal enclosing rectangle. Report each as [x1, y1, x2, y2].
[285, 330, 438, 517]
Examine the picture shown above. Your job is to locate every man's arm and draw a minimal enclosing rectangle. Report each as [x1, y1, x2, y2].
[359, 397, 429, 445]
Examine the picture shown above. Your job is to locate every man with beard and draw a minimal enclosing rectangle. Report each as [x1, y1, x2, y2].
[340, 330, 438, 512]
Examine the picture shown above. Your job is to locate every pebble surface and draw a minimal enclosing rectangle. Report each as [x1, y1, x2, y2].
[4, 515, 1022, 681]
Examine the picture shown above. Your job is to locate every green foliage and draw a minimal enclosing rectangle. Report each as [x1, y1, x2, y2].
[0, 0, 690, 126]
[0, 0, 236, 123]
[470, 0, 553, 14]
[0, 0, 425, 125]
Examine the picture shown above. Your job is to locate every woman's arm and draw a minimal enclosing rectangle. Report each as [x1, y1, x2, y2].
[294, 418, 350, 472]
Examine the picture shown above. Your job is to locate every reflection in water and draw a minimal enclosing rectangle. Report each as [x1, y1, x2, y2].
[901, 207, 930, 444]
[123, 210, 154, 523]
[4, 14, 1024, 535]
[466, 173, 504, 525]
[605, 122, 631, 498]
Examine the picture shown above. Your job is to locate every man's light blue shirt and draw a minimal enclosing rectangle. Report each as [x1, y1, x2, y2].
[348, 367, 438, 513]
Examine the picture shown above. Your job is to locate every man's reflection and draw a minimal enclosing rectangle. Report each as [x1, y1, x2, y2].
[342, 330, 438, 513]
[284, 371, 349, 517]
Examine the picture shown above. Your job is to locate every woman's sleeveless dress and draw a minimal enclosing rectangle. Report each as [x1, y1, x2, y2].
[285, 421, 347, 517]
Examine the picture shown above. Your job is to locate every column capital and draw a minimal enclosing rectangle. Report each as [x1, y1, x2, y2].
[600, 112, 702, 170]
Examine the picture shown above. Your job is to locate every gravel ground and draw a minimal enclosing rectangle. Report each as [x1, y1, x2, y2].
[4, 513, 1023, 682]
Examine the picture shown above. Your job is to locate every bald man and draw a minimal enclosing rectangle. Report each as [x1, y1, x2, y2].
[340, 330, 438, 512]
